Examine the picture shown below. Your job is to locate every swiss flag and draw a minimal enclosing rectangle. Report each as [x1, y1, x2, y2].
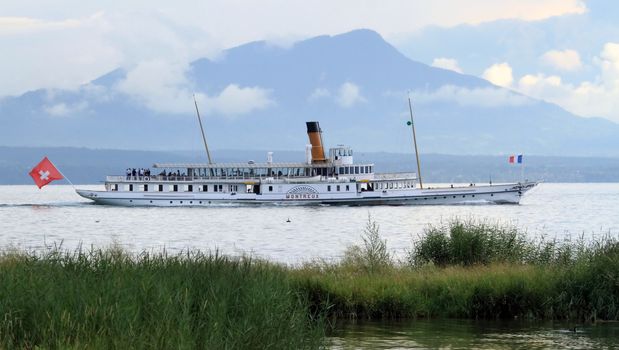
[29, 157, 64, 188]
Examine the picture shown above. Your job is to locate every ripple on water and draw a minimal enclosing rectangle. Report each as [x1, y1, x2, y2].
[0, 183, 618, 263]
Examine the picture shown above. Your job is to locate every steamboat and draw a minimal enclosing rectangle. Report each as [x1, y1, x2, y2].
[76, 120, 537, 206]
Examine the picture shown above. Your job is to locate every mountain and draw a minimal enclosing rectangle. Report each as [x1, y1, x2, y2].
[1, 29, 619, 156]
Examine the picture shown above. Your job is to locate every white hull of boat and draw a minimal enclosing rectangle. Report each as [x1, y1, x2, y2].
[76, 182, 537, 207]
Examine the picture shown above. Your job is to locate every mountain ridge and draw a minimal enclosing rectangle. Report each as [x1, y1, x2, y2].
[1, 29, 618, 156]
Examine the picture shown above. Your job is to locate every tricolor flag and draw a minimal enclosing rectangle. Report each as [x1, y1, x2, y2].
[508, 154, 523, 164]
[29, 157, 64, 188]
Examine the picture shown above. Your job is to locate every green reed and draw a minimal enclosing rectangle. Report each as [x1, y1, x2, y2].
[293, 218, 619, 322]
[0, 248, 324, 349]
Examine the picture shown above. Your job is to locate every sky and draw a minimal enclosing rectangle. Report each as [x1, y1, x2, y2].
[2, 0, 619, 123]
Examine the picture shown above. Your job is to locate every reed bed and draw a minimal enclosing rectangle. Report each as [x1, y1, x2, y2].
[293, 217, 619, 322]
[0, 248, 324, 349]
[1, 219, 617, 348]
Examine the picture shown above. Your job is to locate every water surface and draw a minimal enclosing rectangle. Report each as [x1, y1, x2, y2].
[330, 319, 619, 349]
[1, 183, 618, 263]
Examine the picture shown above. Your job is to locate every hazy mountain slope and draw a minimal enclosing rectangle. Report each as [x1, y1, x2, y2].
[1, 29, 618, 156]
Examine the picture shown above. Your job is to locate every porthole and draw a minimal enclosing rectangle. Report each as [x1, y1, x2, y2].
[491, 194, 494, 197]
[129, 200, 133, 202]
[180, 201, 183, 204]
[453, 196, 456, 198]
[150, 200, 153, 203]
[462, 195, 466, 198]
[472, 195, 475, 197]
[170, 201, 173, 204]
[190, 201, 193, 204]
[199, 201, 203, 204]
[443, 196, 447, 199]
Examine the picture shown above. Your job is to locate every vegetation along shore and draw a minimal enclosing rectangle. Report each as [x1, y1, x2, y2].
[1, 218, 617, 348]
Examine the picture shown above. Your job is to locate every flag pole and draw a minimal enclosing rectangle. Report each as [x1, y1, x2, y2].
[193, 93, 213, 164]
[520, 153, 525, 184]
[407, 92, 423, 189]
[56, 168, 76, 189]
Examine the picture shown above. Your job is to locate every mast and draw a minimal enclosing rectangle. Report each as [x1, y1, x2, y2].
[193, 94, 213, 164]
[407, 94, 424, 189]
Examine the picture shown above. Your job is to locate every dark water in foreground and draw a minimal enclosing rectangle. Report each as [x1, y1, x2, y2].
[330, 319, 619, 349]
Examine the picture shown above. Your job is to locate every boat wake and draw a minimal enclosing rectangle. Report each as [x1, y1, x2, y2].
[0, 202, 94, 208]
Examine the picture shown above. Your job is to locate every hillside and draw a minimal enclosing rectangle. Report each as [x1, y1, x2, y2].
[1, 29, 619, 156]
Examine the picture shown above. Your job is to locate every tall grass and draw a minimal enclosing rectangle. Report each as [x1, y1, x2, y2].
[340, 215, 392, 273]
[293, 218, 619, 322]
[0, 248, 324, 349]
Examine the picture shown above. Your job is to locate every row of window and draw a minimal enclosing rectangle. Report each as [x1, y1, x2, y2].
[338, 166, 372, 175]
[411, 194, 493, 200]
[327, 185, 350, 192]
[113, 183, 229, 192]
[373, 182, 415, 190]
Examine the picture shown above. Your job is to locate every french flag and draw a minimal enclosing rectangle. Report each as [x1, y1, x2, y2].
[509, 154, 523, 164]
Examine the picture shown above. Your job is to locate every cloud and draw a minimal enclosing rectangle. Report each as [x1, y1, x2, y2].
[202, 84, 275, 116]
[307, 88, 331, 101]
[116, 60, 274, 116]
[482, 63, 514, 87]
[597, 42, 619, 89]
[116, 60, 196, 114]
[431, 58, 463, 73]
[515, 42, 619, 122]
[44, 101, 89, 117]
[336, 82, 366, 108]
[413, 85, 533, 108]
[541, 49, 582, 71]
[0, 13, 95, 36]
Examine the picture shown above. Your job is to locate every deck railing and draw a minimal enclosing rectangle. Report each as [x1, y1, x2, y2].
[105, 173, 409, 183]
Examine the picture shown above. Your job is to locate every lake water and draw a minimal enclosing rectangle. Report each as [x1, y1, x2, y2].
[330, 319, 619, 349]
[1, 183, 618, 263]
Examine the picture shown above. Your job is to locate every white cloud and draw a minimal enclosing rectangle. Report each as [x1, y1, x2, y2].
[515, 42, 619, 122]
[597, 42, 619, 89]
[202, 84, 275, 116]
[0, 13, 95, 36]
[116, 60, 274, 116]
[116, 60, 196, 114]
[336, 82, 366, 108]
[541, 49, 582, 71]
[431, 58, 463, 73]
[482, 63, 514, 87]
[44, 101, 89, 117]
[307, 88, 331, 101]
[413, 85, 532, 108]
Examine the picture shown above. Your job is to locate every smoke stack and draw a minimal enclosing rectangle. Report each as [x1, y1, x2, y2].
[306, 121, 327, 163]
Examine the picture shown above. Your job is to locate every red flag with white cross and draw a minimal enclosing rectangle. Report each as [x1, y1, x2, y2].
[29, 157, 64, 188]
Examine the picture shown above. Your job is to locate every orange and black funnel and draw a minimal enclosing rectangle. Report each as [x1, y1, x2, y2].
[306, 121, 327, 163]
